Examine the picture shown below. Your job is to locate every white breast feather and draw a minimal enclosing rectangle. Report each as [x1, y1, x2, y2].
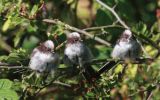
[29, 51, 55, 72]
[111, 41, 132, 59]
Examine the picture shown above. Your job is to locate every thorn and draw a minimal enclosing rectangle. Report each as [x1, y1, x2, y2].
[112, 3, 118, 9]
[112, 20, 119, 25]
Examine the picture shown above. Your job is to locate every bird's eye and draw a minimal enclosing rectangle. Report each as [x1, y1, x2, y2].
[74, 39, 78, 42]
[47, 48, 51, 51]
[74, 38, 79, 42]
[124, 34, 129, 38]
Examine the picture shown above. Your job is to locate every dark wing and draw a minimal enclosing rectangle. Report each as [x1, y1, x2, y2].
[63, 54, 77, 67]
[130, 39, 141, 59]
[78, 42, 97, 82]
[48, 52, 60, 70]
[78, 42, 93, 64]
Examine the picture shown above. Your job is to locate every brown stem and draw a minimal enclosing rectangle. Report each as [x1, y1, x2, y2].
[42, 19, 111, 47]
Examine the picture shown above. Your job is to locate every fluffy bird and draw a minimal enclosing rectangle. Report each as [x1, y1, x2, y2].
[111, 29, 141, 60]
[64, 32, 97, 80]
[29, 40, 59, 76]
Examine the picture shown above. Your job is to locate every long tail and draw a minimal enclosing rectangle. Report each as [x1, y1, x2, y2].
[97, 60, 120, 76]
[83, 60, 120, 82]
[82, 64, 98, 82]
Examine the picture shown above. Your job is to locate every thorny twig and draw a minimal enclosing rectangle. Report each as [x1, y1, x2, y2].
[34, 73, 66, 96]
[129, 83, 160, 97]
[95, 0, 153, 58]
[55, 41, 66, 51]
[42, 19, 111, 47]
[0, 66, 28, 69]
[146, 91, 153, 100]
[83, 25, 124, 31]
[0, 58, 154, 68]
[0, 62, 28, 69]
[53, 81, 72, 88]
[96, 0, 129, 29]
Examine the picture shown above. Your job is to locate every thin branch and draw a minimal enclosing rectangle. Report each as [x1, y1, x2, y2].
[146, 91, 153, 100]
[0, 62, 28, 69]
[35, 74, 64, 96]
[0, 62, 20, 66]
[129, 89, 147, 97]
[95, 0, 152, 57]
[55, 41, 66, 51]
[0, 58, 154, 68]
[35, 81, 71, 97]
[0, 66, 28, 69]
[83, 25, 124, 31]
[96, 0, 129, 29]
[43, 19, 111, 47]
[112, 3, 118, 10]
[129, 83, 159, 97]
[36, 87, 58, 97]
[53, 81, 72, 88]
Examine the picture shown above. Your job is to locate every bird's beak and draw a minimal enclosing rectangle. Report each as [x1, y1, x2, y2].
[80, 39, 83, 41]
[51, 50, 54, 53]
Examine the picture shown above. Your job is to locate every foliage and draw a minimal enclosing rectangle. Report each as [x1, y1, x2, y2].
[0, 0, 160, 100]
[0, 79, 18, 100]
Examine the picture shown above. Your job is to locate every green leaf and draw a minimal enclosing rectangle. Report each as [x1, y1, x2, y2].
[12, 17, 26, 26]
[0, 89, 18, 100]
[5, 48, 29, 65]
[95, 9, 114, 25]
[86, 92, 95, 97]
[132, 22, 147, 34]
[0, 56, 8, 62]
[30, 5, 38, 16]
[126, 64, 138, 78]
[132, 22, 152, 38]
[0, 79, 13, 89]
[13, 28, 25, 47]
[27, 23, 38, 32]
[11, 80, 22, 92]
[0, 79, 18, 99]
[2, 16, 11, 32]
[114, 64, 123, 74]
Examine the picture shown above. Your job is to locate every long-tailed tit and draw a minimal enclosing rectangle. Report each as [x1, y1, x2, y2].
[64, 32, 97, 80]
[111, 29, 141, 60]
[29, 40, 59, 77]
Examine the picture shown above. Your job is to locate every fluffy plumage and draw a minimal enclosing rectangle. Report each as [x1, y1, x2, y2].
[111, 29, 141, 60]
[64, 32, 97, 80]
[64, 32, 93, 67]
[29, 40, 59, 76]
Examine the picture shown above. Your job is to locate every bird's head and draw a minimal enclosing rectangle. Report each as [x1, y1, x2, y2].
[122, 29, 132, 39]
[44, 40, 54, 50]
[38, 40, 54, 52]
[67, 32, 82, 44]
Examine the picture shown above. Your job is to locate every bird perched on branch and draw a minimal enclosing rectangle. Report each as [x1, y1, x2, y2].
[29, 40, 59, 77]
[111, 29, 141, 60]
[64, 32, 97, 81]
